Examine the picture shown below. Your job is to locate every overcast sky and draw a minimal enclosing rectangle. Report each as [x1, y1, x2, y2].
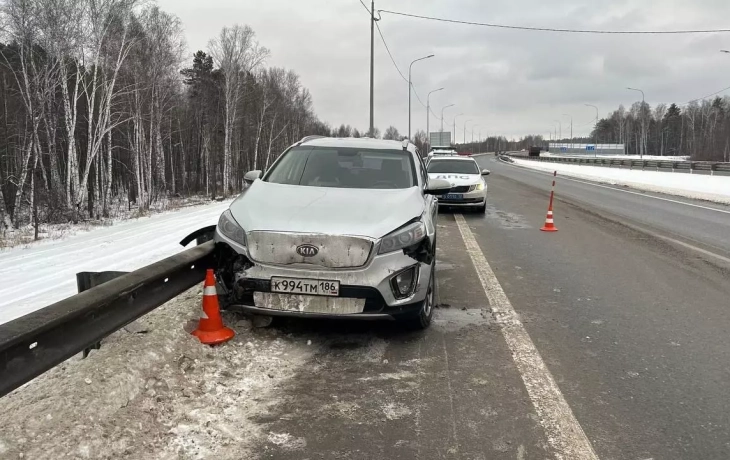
[158, 0, 730, 140]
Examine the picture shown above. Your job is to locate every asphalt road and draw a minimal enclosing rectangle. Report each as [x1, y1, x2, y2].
[253, 156, 730, 459]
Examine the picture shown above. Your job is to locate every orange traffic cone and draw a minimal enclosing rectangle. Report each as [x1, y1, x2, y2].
[540, 205, 558, 232]
[192, 269, 235, 345]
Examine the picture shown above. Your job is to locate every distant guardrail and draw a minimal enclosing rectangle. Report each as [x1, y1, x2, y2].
[515, 155, 730, 176]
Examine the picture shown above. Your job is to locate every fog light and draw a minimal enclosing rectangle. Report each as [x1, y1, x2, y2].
[390, 266, 418, 299]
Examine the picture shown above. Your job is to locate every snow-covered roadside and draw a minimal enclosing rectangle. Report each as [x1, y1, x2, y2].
[0, 199, 232, 325]
[0, 287, 315, 460]
[540, 152, 690, 161]
[512, 158, 730, 204]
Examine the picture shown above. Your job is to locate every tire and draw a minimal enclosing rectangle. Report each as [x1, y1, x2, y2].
[401, 260, 436, 330]
[478, 203, 486, 214]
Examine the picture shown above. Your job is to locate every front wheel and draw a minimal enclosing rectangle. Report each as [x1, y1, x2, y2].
[401, 263, 436, 330]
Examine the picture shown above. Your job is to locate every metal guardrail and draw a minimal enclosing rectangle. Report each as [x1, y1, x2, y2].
[0, 241, 215, 398]
[518, 155, 730, 175]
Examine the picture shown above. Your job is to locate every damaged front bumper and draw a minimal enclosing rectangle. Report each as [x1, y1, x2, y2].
[212, 227, 432, 320]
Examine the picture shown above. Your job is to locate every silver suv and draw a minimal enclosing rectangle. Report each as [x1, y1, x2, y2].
[212, 136, 451, 329]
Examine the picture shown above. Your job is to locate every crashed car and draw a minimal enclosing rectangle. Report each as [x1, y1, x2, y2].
[426, 156, 489, 213]
[191, 136, 452, 329]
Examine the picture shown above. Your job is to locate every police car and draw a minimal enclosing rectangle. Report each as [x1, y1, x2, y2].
[427, 156, 489, 213]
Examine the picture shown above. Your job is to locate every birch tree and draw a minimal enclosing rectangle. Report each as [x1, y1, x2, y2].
[208, 24, 268, 195]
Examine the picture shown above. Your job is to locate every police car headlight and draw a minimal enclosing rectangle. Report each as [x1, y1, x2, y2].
[473, 183, 485, 191]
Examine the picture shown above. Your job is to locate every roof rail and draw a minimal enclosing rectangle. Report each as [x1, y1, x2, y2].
[299, 135, 326, 144]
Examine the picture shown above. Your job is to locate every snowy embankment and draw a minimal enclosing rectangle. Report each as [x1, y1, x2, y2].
[0, 199, 232, 325]
[0, 289, 316, 459]
[540, 152, 690, 161]
[513, 158, 730, 204]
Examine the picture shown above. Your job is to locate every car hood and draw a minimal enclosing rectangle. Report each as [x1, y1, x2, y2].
[228, 181, 425, 238]
[428, 172, 482, 186]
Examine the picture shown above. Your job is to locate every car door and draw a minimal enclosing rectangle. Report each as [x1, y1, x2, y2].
[417, 152, 438, 244]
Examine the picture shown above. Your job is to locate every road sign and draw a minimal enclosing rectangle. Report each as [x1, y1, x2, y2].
[429, 131, 451, 147]
[586, 145, 596, 151]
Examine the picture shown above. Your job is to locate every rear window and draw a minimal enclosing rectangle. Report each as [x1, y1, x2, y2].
[427, 160, 479, 174]
[264, 146, 417, 189]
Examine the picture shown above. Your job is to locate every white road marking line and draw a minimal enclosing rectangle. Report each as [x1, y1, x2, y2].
[639, 228, 730, 265]
[502, 160, 730, 215]
[454, 214, 599, 460]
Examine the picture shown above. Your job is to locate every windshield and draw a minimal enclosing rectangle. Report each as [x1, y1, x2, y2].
[427, 160, 479, 174]
[264, 146, 416, 189]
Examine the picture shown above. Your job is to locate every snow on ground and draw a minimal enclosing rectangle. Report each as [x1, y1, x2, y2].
[0, 198, 232, 325]
[0, 288, 316, 459]
[512, 158, 730, 204]
[541, 152, 690, 161]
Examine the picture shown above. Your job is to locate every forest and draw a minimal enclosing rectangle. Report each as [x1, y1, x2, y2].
[0, 0, 337, 235]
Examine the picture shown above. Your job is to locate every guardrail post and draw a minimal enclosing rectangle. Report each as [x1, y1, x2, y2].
[690, 162, 694, 174]
[710, 164, 715, 176]
[76, 271, 129, 358]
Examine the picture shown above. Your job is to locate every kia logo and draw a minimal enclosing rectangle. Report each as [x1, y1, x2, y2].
[296, 244, 319, 257]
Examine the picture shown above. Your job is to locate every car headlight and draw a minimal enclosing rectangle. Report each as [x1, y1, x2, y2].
[473, 183, 485, 191]
[218, 210, 246, 246]
[379, 221, 426, 254]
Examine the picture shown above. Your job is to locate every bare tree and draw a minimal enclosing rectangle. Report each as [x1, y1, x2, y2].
[208, 24, 268, 195]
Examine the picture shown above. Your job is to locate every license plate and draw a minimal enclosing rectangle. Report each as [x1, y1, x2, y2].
[442, 194, 463, 200]
[270, 277, 340, 296]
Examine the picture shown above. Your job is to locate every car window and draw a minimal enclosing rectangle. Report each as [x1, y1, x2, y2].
[427, 160, 479, 174]
[264, 146, 417, 189]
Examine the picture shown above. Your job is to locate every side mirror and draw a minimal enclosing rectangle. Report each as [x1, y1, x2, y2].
[244, 170, 262, 184]
[481, 169, 491, 176]
[425, 178, 452, 195]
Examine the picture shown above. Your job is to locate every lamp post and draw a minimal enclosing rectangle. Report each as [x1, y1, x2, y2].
[453, 113, 464, 146]
[408, 54, 434, 140]
[554, 120, 561, 140]
[440, 104, 454, 144]
[563, 113, 573, 148]
[463, 119, 472, 145]
[627, 87, 645, 158]
[426, 87, 444, 149]
[585, 104, 599, 156]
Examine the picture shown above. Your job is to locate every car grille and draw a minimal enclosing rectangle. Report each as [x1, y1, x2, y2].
[450, 185, 475, 193]
[246, 231, 373, 268]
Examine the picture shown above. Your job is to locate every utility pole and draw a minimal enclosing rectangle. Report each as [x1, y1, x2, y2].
[369, 0, 374, 136]
[463, 120, 471, 145]
[554, 120, 561, 141]
[453, 113, 464, 146]
[426, 87, 444, 150]
[627, 87, 645, 158]
[441, 104, 454, 144]
[585, 104, 599, 157]
[408, 54, 434, 140]
[563, 114, 573, 149]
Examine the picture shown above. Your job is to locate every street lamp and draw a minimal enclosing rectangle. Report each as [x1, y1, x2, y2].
[408, 54, 434, 140]
[453, 113, 464, 146]
[585, 104, 599, 156]
[440, 104, 454, 141]
[553, 119, 562, 140]
[563, 113, 573, 145]
[463, 119, 472, 145]
[627, 87, 646, 158]
[721, 50, 730, 54]
[426, 87, 444, 148]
